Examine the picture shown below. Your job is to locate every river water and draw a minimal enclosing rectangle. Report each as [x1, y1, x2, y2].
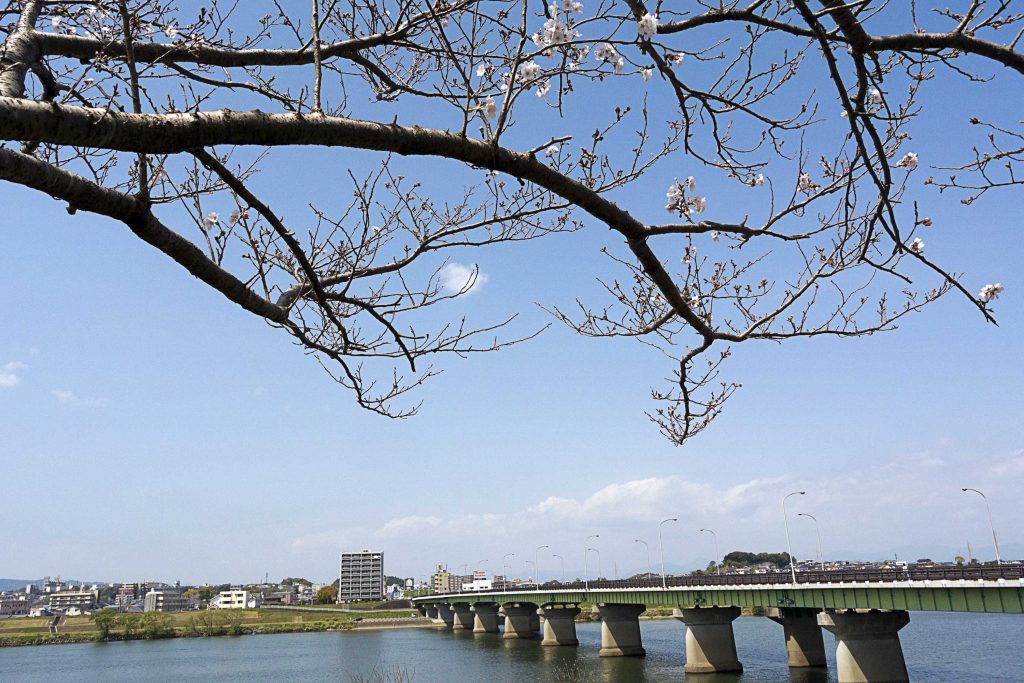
[1, 613, 1022, 682]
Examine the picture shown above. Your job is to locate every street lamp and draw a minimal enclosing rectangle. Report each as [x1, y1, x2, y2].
[634, 539, 652, 582]
[535, 545, 549, 589]
[502, 552, 515, 590]
[782, 491, 806, 584]
[552, 554, 565, 583]
[962, 488, 1003, 564]
[584, 535, 599, 590]
[587, 547, 602, 583]
[797, 513, 825, 571]
[524, 560, 534, 587]
[698, 528, 721, 576]
[659, 518, 678, 589]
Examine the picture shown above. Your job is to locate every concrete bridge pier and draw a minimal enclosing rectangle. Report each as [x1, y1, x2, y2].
[540, 605, 581, 646]
[818, 609, 910, 683]
[423, 605, 442, 627]
[501, 603, 539, 639]
[594, 603, 646, 657]
[674, 606, 743, 673]
[471, 602, 500, 633]
[434, 603, 455, 629]
[450, 602, 474, 630]
[768, 607, 827, 668]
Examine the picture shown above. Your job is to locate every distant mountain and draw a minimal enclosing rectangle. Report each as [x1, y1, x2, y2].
[0, 578, 104, 592]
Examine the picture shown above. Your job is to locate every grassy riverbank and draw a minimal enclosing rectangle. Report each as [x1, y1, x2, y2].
[0, 608, 423, 648]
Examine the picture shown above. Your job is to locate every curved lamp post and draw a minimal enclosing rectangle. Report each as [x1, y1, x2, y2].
[535, 545, 549, 589]
[634, 539, 652, 581]
[782, 491, 806, 584]
[659, 518, 678, 589]
[962, 488, 1003, 564]
[587, 547, 602, 583]
[699, 528, 721, 576]
[584, 535, 599, 590]
[552, 554, 565, 583]
[502, 553, 515, 590]
[797, 513, 824, 570]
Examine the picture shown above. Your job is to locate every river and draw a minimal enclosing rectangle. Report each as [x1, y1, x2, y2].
[2, 612, 1022, 682]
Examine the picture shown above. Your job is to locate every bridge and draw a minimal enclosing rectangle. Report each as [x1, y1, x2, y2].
[413, 565, 1024, 683]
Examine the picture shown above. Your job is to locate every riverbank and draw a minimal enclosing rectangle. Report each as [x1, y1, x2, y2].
[0, 608, 427, 648]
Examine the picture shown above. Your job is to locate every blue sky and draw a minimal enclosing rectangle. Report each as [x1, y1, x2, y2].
[1, 1, 1022, 585]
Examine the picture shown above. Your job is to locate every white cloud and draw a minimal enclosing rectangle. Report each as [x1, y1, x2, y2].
[439, 262, 489, 295]
[51, 388, 107, 408]
[0, 361, 26, 387]
[292, 446, 1024, 579]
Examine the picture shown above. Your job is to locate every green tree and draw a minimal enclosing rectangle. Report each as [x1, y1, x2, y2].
[140, 612, 175, 639]
[90, 608, 118, 641]
[316, 586, 338, 604]
[118, 612, 140, 638]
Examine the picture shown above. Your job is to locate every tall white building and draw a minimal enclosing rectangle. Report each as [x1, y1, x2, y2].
[338, 550, 384, 602]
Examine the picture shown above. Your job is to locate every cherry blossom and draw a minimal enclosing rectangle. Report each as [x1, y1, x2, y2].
[545, 145, 560, 158]
[753, 174, 765, 187]
[897, 152, 918, 171]
[641, 68, 653, 81]
[475, 63, 493, 78]
[484, 97, 497, 118]
[979, 283, 1004, 302]
[163, 24, 178, 38]
[686, 176, 696, 191]
[908, 237, 924, 254]
[536, 80, 551, 97]
[669, 53, 684, 66]
[868, 88, 882, 106]
[920, 217, 933, 227]
[203, 212, 220, 228]
[798, 173, 812, 191]
[51, 16, 62, 30]
[637, 13, 658, 41]
[594, 43, 618, 63]
[613, 57, 625, 74]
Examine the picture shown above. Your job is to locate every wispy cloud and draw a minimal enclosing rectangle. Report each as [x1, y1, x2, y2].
[439, 262, 489, 295]
[51, 389, 107, 408]
[0, 361, 27, 388]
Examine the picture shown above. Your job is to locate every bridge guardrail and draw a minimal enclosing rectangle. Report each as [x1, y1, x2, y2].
[430, 564, 1022, 597]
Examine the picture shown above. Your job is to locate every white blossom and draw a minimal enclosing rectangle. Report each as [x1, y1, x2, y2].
[545, 145, 560, 158]
[560, 1, 583, 12]
[51, 16, 62, 30]
[536, 80, 551, 97]
[710, 231, 719, 241]
[686, 176, 696, 191]
[920, 217, 933, 227]
[694, 196, 707, 213]
[641, 68, 653, 81]
[163, 24, 178, 38]
[484, 97, 497, 118]
[753, 174, 765, 187]
[519, 61, 542, 82]
[897, 152, 918, 171]
[669, 53, 684, 66]
[908, 237, 924, 254]
[613, 57, 625, 74]
[203, 212, 220, 228]
[594, 43, 618, 62]
[637, 13, 658, 41]
[798, 173, 812, 191]
[979, 283, 1004, 302]
[476, 63, 493, 77]
[868, 88, 882, 105]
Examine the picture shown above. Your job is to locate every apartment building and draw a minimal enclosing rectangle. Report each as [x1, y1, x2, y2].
[338, 550, 384, 602]
[143, 590, 189, 612]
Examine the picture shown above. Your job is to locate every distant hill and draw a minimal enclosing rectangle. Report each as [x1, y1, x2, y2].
[0, 578, 103, 592]
[0, 579, 35, 592]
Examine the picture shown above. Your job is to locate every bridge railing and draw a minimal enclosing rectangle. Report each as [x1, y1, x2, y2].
[438, 564, 1022, 596]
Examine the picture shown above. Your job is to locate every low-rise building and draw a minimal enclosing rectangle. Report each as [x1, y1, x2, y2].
[0, 597, 31, 618]
[47, 589, 97, 612]
[214, 590, 250, 609]
[143, 590, 189, 612]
